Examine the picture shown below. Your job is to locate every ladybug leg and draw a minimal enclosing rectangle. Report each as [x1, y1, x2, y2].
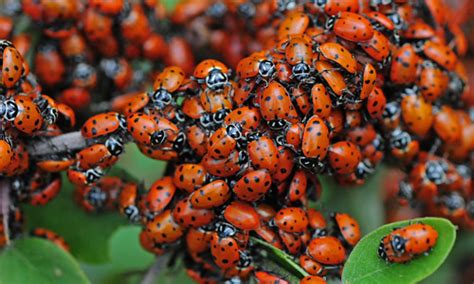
[428, 138, 442, 155]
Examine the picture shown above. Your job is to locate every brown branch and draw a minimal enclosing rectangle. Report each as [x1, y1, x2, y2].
[0, 180, 11, 245]
[26, 131, 87, 157]
[140, 254, 171, 284]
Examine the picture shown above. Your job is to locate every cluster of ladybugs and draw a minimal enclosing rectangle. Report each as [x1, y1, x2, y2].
[0, 0, 472, 283]
[1, 0, 195, 111]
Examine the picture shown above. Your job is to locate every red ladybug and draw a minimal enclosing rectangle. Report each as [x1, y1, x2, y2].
[172, 197, 215, 228]
[145, 209, 184, 244]
[210, 232, 241, 269]
[224, 201, 260, 231]
[328, 141, 362, 175]
[332, 212, 361, 247]
[81, 112, 126, 139]
[233, 169, 272, 202]
[327, 12, 374, 42]
[190, 180, 231, 209]
[307, 236, 346, 265]
[193, 59, 230, 92]
[118, 182, 140, 222]
[31, 228, 69, 252]
[274, 207, 309, 233]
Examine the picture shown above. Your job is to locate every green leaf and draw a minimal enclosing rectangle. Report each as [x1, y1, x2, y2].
[0, 238, 90, 284]
[251, 236, 308, 280]
[23, 176, 126, 264]
[342, 217, 457, 284]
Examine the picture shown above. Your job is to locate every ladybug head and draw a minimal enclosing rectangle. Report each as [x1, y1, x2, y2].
[268, 119, 288, 130]
[377, 238, 388, 260]
[258, 60, 276, 78]
[291, 63, 311, 80]
[151, 130, 167, 146]
[398, 181, 413, 201]
[151, 88, 173, 109]
[206, 69, 228, 92]
[390, 235, 406, 255]
[124, 205, 140, 223]
[440, 193, 465, 212]
[355, 160, 375, 180]
[425, 160, 447, 185]
[382, 102, 401, 120]
[1, 99, 18, 121]
[216, 221, 237, 238]
[172, 132, 186, 152]
[238, 251, 253, 267]
[212, 109, 231, 125]
[85, 168, 103, 184]
[86, 186, 107, 207]
[325, 16, 336, 30]
[118, 114, 127, 131]
[105, 136, 124, 156]
[226, 124, 243, 140]
[389, 129, 411, 150]
[238, 151, 249, 166]
[206, 2, 227, 18]
[199, 113, 213, 129]
[237, 2, 256, 19]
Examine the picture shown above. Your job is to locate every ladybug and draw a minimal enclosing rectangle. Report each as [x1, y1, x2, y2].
[76, 144, 118, 170]
[311, 83, 332, 119]
[193, 59, 230, 92]
[185, 228, 213, 254]
[56, 103, 76, 130]
[208, 125, 244, 160]
[400, 94, 433, 137]
[309, 0, 359, 16]
[224, 106, 262, 133]
[314, 60, 347, 97]
[332, 212, 361, 247]
[327, 12, 374, 42]
[259, 81, 296, 129]
[173, 163, 207, 194]
[433, 106, 461, 143]
[0, 138, 13, 172]
[288, 169, 308, 202]
[378, 223, 438, 263]
[224, 201, 260, 231]
[279, 229, 303, 255]
[34, 43, 65, 87]
[328, 141, 362, 175]
[273, 147, 295, 183]
[29, 175, 61, 206]
[254, 271, 289, 284]
[145, 209, 184, 244]
[390, 44, 421, 84]
[247, 136, 280, 173]
[302, 115, 330, 160]
[31, 228, 70, 251]
[307, 208, 327, 236]
[190, 180, 231, 209]
[82, 8, 113, 42]
[277, 11, 309, 39]
[2, 44, 24, 89]
[236, 52, 276, 82]
[274, 207, 309, 233]
[360, 30, 390, 63]
[318, 42, 357, 74]
[402, 19, 435, 40]
[233, 169, 272, 202]
[418, 62, 448, 102]
[300, 276, 327, 284]
[81, 112, 126, 139]
[140, 176, 176, 220]
[11, 96, 43, 135]
[139, 230, 166, 255]
[120, 4, 151, 44]
[127, 113, 180, 148]
[151, 66, 186, 109]
[299, 254, 325, 276]
[366, 87, 387, 120]
[307, 236, 346, 265]
[172, 197, 215, 228]
[284, 37, 314, 81]
[422, 41, 457, 71]
[185, 125, 208, 157]
[210, 232, 241, 269]
[277, 122, 304, 150]
[118, 182, 141, 222]
[201, 150, 247, 178]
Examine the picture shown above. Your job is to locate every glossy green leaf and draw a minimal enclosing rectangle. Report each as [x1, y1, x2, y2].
[0, 238, 89, 284]
[343, 217, 456, 284]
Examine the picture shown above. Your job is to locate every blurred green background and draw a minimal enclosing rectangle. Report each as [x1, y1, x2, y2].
[15, 0, 474, 283]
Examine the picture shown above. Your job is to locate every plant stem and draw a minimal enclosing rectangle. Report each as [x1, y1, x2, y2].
[0, 180, 10, 245]
[250, 236, 309, 279]
[26, 131, 87, 157]
[140, 254, 170, 284]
